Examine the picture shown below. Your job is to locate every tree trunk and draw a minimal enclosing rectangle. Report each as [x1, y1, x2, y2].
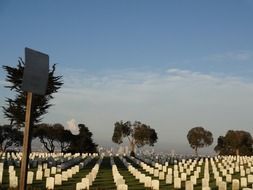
[236, 148, 239, 156]
[195, 147, 198, 157]
[129, 140, 135, 156]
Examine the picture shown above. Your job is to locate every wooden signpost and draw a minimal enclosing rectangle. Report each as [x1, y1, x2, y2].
[20, 48, 49, 190]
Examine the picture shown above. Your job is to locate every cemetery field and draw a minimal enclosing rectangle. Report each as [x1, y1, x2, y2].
[0, 152, 253, 189]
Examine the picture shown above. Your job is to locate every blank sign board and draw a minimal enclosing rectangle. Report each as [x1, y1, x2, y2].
[21, 48, 49, 95]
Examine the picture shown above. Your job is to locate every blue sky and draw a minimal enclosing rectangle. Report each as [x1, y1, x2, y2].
[1, 1, 253, 154]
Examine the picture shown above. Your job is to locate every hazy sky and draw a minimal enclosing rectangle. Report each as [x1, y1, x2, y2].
[1, 0, 253, 154]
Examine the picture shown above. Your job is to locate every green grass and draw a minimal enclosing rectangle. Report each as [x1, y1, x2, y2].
[90, 157, 116, 190]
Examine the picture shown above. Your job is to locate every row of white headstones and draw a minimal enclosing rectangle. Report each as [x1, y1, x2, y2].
[75, 156, 102, 190]
[110, 156, 128, 190]
[119, 155, 160, 190]
[127, 155, 253, 190]
[0, 152, 99, 189]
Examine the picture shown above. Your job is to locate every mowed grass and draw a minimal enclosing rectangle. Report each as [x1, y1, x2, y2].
[90, 157, 116, 190]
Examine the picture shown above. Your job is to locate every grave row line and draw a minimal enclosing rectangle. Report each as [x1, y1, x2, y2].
[76, 156, 103, 190]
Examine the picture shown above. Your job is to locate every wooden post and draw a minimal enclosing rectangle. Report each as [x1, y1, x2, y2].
[19, 92, 33, 190]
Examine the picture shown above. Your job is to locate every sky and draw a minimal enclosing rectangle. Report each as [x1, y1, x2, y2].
[1, 0, 253, 154]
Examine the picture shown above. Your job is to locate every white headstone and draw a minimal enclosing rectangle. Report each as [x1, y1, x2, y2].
[167, 168, 172, 175]
[190, 175, 197, 185]
[137, 173, 144, 183]
[0, 163, 4, 170]
[166, 174, 173, 184]
[202, 178, 209, 188]
[51, 167, 56, 175]
[9, 176, 18, 188]
[0, 172, 2, 184]
[248, 174, 253, 184]
[174, 177, 181, 189]
[144, 176, 152, 187]
[159, 172, 165, 180]
[46, 177, 54, 190]
[116, 178, 125, 186]
[185, 180, 193, 190]
[81, 178, 90, 189]
[181, 173, 187, 181]
[226, 174, 232, 183]
[44, 168, 50, 177]
[67, 169, 73, 178]
[55, 174, 62, 185]
[117, 184, 128, 190]
[154, 169, 159, 177]
[62, 171, 68, 181]
[27, 171, 34, 185]
[8, 165, 14, 173]
[151, 179, 159, 190]
[174, 170, 179, 178]
[216, 176, 222, 186]
[229, 168, 234, 174]
[76, 182, 85, 190]
[241, 177, 247, 188]
[232, 179, 240, 190]
[218, 181, 227, 190]
[43, 163, 48, 169]
[36, 170, 43, 180]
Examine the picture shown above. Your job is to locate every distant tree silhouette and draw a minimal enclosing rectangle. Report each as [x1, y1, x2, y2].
[33, 123, 97, 153]
[187, 126, 213, 156]
[0, 124, 23, 151]
[215, 130, 253, 156]
[68, 124, 97, 153]
[112, 121, 158, 156]
[33, 123, 59, 153]
[53, 123, 73, 153]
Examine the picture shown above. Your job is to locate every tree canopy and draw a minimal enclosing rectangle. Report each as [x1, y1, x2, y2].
[0, 125, 23, 151]
[214, 130, 253, 156]
[187, 126, 213, 156]
[112, 121, 158, 155]
[2, 58, 63, 128]
[33, 123, 59, 153]
[68, 124, 97, 153]
[33, 123, 97, 153]
[53, 123, 73, 153]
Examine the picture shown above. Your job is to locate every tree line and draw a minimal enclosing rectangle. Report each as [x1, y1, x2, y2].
[112, 123, 253, 156]
[187, 126, 253, 156]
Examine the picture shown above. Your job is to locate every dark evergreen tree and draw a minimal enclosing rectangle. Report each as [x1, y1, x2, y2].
[54, 123, 73, 153]
[2, 58, 63, 128]
[68, 124, 97, 153]
[0, 124, 23, 151]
